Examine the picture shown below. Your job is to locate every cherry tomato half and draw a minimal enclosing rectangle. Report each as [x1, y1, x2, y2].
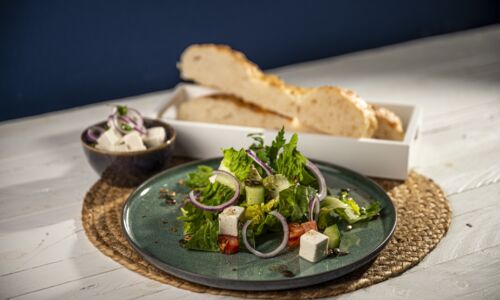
[218, 235, 239, 254]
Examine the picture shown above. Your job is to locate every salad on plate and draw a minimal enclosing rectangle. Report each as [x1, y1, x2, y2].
[178, 129, 382, 263]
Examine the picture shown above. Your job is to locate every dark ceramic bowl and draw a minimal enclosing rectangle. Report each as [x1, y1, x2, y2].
[81, 118, 176, 187]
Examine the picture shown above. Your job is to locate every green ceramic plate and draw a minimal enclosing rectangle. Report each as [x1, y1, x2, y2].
[122, 158, 396, 291]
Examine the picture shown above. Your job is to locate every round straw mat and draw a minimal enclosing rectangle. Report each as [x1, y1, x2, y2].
[82, 159, 451, 299]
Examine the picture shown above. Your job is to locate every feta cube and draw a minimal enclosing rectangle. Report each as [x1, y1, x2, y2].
[113, 143, 129, 152]
[96, 127, 122, 151]
[299, 230, 329, 263]
[218, 206, 245, 237]
[143, 127, 166, 148]
[122, 131, 146, 151]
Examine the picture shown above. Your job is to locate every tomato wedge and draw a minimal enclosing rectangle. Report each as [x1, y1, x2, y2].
[288, 223, 305, 240]
[288, 221, 318, 249]
[288, 237, 300, 248]
[218, 235, 239, 254]
[301, 220, 318, 233]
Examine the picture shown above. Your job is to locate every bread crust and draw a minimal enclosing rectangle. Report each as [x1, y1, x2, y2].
[373, 106, 405, 141]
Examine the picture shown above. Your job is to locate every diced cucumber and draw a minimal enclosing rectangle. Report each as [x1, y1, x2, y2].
[323, 224, 341, 249]
[245, 185, 265, 205]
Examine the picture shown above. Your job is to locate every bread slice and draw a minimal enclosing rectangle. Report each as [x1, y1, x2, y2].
[178, 44, 302, 118]
[298, 87, 378, 138]
[177, 94, 315, 133]
[373, 106, 405, 141]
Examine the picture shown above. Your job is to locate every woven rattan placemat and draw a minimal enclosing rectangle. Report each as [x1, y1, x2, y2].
[82, 160, 451, 299]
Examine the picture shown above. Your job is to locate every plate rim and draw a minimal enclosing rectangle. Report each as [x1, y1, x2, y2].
[121, 157, 397, 291]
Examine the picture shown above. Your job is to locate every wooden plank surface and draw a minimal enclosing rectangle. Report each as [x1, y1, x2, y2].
[1, 25, 499, 300]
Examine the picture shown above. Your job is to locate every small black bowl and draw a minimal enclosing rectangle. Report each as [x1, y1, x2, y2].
[81, 118, 176, 187]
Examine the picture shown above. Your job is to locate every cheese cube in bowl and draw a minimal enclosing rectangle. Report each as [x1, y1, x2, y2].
[81, 118, 176, 187]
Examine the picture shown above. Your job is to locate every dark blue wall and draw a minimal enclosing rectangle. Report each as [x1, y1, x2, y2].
[1, 0, 499, 121]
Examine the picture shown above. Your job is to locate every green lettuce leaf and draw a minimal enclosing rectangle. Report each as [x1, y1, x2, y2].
[183, 218, 219, 252]
[277, 185, 316, 222]
[221, 148, 254, 181]
[201, 181, 236, 206]
[318, 195, 381, 226]
[267, 128, 286, 170]
[243, 198, 278, 236]
[186, 165, 213, 189]
[178, 181, 235, 251]
[275, 133, 307, 182]
[333, 189, 382, 225]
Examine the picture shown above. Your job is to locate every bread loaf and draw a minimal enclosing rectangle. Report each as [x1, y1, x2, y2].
[177, 94, 315, 133]
[179, 44, 378, 138]
[373, 106, 405, 141]
[179, 44, 302, 118]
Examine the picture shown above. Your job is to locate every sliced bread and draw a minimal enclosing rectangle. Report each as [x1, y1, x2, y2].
[177, 94, 315, 133]
[178, 44, 302, 118]
[298, 87, 378, 138]
[373, 106, 405, 141]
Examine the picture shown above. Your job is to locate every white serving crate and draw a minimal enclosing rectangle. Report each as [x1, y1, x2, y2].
[155, 84, 421, 180]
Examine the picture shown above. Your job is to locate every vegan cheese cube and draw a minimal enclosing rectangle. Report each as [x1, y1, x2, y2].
[218, 206, 245, 237]
[96, 127, 122, 150]
[143, 127, 166, 148]
[122, 131, 146, 151]
[299, 230, 329, 263]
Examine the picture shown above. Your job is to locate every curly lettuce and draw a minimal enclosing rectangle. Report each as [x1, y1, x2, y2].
[186, 165, 213, 189]
[220, 148, 254, 181]
[277, 185, 316, 222]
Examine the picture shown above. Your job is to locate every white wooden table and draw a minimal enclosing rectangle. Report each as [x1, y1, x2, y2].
[1, 25, 499, 300]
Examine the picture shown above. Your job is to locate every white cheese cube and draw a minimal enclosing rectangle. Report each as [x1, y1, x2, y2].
[96, 127, 122, 150]
[143, 127, 166, 148]
[218, 206, 245, 237]
[299, 230, 329, 263]
[113, 143, 129, 152]
[122, 131, 146, 151]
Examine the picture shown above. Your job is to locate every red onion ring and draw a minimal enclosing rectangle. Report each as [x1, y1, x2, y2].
[188, 170, 240, 212]
[308, 194, 320, 221]
[242, 210, 289, 258]
[86, 126, 104, 142]
[111, 114, 146, 135]
[246, 149, 274, 176]
[121, 115, 146, 135]
[112, 113, 127, 134]
[305, 160, 327, 201]
[127, 107, 144, 129]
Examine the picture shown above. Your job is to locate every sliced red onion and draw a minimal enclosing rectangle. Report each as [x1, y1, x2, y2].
[86, 126, 104, 142]
[188, 170, 240, 211]
[112, 113, 127, 134]
[308, 194, 320, 221]
[127, 107, 144, 129]
[111, 114, 145, 135]
[121, 115, 147, 134]
[305, 160, 327, 201]
[246, 149, 274, 176]
[242, 210, 288, 258]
